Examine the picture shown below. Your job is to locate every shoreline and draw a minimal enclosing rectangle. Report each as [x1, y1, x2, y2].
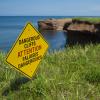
[38, 17, 100, 45]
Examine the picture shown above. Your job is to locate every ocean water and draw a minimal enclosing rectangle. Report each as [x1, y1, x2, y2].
[0, 16, 69, 52]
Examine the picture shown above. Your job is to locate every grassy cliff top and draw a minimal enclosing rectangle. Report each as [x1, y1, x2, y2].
[73, 17, 100, 23]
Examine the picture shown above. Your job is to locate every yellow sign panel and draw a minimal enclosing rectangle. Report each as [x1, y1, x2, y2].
[6, 23, 49, 79]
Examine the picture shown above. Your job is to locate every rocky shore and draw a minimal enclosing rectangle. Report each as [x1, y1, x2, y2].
[38, 18, 100, 45]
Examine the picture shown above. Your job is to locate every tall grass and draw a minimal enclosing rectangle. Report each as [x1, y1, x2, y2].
[0, 44, 100, 100]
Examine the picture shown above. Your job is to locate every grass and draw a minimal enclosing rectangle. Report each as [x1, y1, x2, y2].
[0, 44, 100, 100]
[73, 17, 100, 23]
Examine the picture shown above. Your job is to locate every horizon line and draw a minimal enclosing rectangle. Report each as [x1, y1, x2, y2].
[0, 15, 100, 17]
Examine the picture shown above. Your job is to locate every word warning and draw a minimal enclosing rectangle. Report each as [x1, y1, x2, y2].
[6, 23, 49, 79]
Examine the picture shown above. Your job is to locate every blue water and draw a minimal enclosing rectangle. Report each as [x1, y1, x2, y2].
[0, 16, 69, 52]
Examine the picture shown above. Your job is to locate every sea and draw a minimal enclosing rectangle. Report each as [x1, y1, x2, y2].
[0, 16, 72, 52]
[1, 16, 98, 52]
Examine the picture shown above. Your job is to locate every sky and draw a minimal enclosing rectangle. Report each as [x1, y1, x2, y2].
[0, 0, 100, 16]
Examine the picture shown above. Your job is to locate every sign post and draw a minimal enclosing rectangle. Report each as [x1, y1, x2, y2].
[6, 23, 49, 79]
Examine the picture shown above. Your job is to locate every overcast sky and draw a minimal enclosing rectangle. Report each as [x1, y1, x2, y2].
[0, 0, 100, 16]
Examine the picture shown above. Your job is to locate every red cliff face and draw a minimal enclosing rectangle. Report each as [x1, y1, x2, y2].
[64, 19, 100, 45]
[38, 18, 72, 31]
[65, 19, 100, 36]
[38, 18, 100, 36]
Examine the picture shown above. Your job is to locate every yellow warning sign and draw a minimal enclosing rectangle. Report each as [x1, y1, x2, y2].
[6, 23, 49, 79]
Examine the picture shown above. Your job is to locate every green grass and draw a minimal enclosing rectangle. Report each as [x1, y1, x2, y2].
[73, 17, 100, 23]
[0, 44, 100, 100]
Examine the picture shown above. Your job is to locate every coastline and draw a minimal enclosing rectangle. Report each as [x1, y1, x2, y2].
[0, 17, 100, 99]
[38, 17, 100, 45]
